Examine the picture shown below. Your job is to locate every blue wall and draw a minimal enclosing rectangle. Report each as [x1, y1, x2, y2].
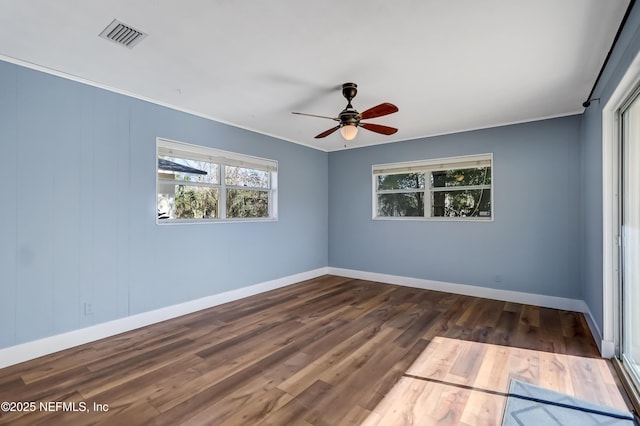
[328, 116, 583, 298]
[581, 2, 640, 333]
[0, 60, 328, 349]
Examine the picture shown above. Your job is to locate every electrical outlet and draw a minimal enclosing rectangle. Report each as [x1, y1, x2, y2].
[495, 274, 503, 283]
[84, 302, 94, 316]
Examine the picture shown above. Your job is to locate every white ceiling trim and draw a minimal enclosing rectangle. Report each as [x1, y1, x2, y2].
[1, 53, 585, 154]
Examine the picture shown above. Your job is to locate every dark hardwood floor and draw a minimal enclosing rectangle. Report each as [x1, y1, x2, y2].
[0, 275, 632, 425]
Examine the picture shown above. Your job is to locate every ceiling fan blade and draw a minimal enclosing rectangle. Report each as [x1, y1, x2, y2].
[292, 111, 340, 121]
[315, 126, 341, 139]
[359, 103, 398, 120]
[360, 122, 398, 136]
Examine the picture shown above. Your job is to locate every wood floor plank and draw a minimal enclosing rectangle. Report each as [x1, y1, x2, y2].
[459, 391, 505, 426]
[537, 351, 573, 395]
[259, 380, 333, 426]
[0, 275, 632, 425]
[489, 309, 519, 347]
[473, 343, 511, 392]
[366, 337, 430, 406]
[448, 339, 488, 384]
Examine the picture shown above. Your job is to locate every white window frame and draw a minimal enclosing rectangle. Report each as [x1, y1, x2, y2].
[156, 138, 278, 224]
[372, 153, 493, 221]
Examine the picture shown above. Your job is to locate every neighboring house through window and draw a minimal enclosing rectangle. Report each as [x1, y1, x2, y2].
[157, 138, 278, 223]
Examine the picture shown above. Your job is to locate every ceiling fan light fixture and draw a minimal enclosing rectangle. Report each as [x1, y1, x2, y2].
[340, 124, 358, 141]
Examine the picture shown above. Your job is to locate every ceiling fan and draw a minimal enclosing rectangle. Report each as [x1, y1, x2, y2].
[292, 82, 398, 141]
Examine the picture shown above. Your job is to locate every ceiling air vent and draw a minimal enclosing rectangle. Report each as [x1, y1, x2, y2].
[99, 19, 147, 49]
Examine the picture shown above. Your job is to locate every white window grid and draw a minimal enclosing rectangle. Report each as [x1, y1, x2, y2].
[157, 138, 278, 223]
[372, 153, 493, 221]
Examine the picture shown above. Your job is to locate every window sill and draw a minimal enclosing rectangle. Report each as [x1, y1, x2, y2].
[372, 216, 493, 223]
[157, 217, 278, 225]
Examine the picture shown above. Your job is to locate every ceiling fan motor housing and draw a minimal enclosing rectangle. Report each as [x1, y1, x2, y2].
[341, 83, 359, 126]
[339, 108, 359, 126]
[342, 82, 358, 102]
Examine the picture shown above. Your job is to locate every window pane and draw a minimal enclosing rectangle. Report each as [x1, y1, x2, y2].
[227, 189, 269, 218]
[225, 166, 269, 188]
[621, 95, 640, 390]
[431, 167, 491, 188]
[158, 156, 219, 184]
[158, 184, 219, 219]
[377, 173, 425, 190]
[432, 189, 491, 217]
[377, 193, 424, 217]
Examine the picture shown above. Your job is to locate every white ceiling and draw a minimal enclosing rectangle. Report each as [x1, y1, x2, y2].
[0, 0, 631, 151]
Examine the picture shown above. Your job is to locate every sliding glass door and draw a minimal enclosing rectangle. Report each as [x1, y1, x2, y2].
[620, 89, 640, 389]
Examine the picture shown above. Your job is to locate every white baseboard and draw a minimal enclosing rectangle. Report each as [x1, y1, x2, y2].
[583, 307, 615, 358]
[328, 267, 588, 313]
[0, 267, 329, 369]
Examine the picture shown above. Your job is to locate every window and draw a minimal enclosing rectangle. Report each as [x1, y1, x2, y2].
[157, 139, 277, 223]
[373, 154, 492, 220]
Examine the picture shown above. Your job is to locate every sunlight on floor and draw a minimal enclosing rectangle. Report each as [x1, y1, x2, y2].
[362, 336, 628, 425]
